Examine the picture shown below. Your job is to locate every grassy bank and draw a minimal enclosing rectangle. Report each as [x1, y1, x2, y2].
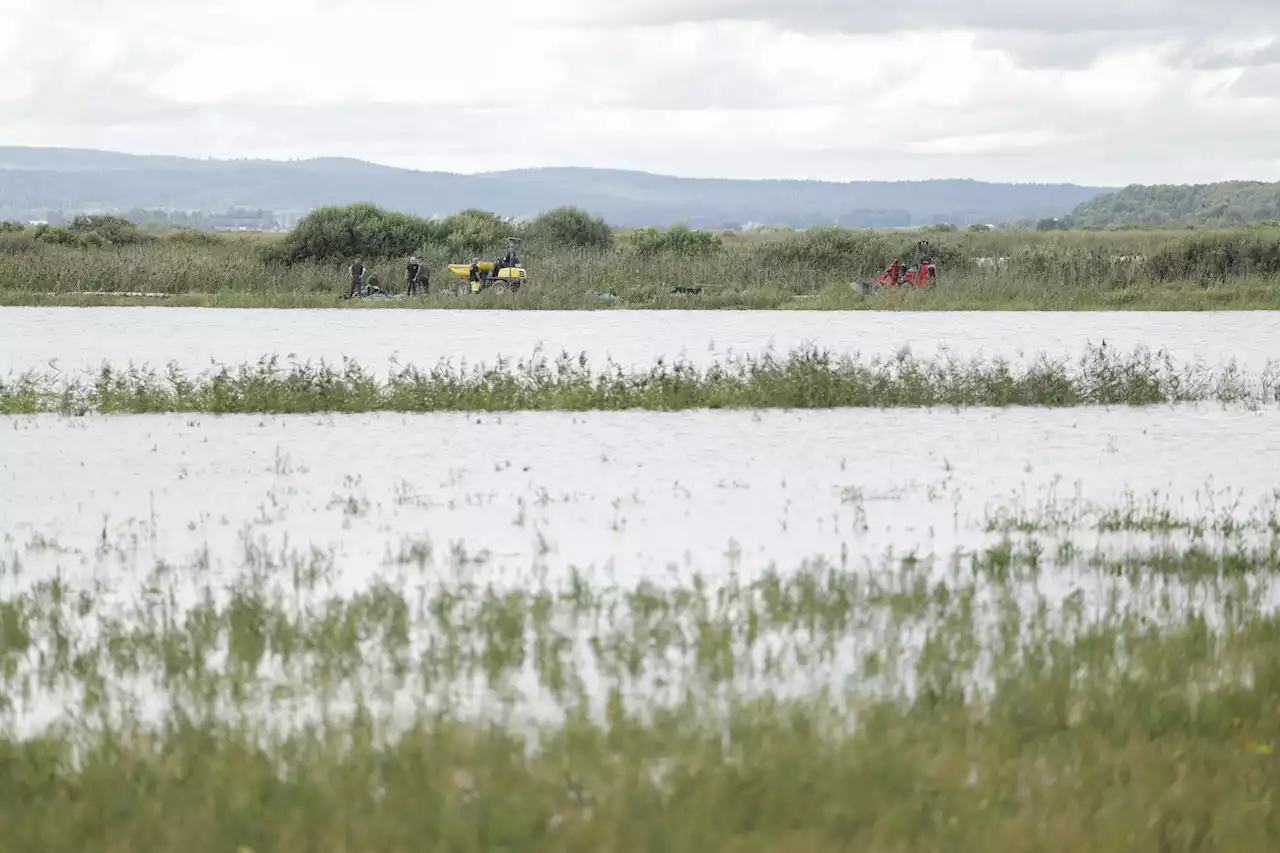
[4, 510, 1280, 851]
[4, 219, 1280, 309]
[1, 344, 1274, 414]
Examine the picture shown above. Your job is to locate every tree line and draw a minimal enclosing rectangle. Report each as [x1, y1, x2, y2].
[1070, 181, 1280, 228]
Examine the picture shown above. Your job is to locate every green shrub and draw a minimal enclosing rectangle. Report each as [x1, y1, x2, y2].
[163, 228, 228, 247]
[436, 209, 515, 257]
[69, 214, 150, 245]
[273, 204, 515, 265]
[0, 221, 25, 233]
[273, 204, 436, 264]
[630, 223, 722, 257]
[522, 206, 613, 249]
[23, 215, 154, 248]
[32, 224, 78, 246]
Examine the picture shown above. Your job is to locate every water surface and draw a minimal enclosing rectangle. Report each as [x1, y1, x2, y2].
[4, 405, 1277, 593]
[3, 307, 1278, 375]
[4, 405, 1279, 733]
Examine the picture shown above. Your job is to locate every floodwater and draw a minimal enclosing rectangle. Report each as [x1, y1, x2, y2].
[4, 402, 1280, 733]
[4, 406, 1278, 595]
[4, 309, 1280, 730]
[3, 307, 1279, 376]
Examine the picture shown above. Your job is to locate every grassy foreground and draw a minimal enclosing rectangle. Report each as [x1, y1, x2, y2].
[4, 504, 1280, 851]
[5, 222, 1280, 310]
[1, 344, 1275, 415]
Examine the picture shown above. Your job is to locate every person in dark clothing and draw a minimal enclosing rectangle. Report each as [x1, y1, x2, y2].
[366, 272, 382, 295]
[406, 256, 420, 294]
[491, 244, 519, 281]
[407, 256, 428, 295]
[348, 259, 365, 298]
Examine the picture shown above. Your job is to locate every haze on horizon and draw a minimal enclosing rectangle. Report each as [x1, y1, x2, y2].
[3, 0, 1279, 186]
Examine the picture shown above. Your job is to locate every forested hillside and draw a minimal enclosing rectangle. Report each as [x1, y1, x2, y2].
[1071, 181, 1280, 227]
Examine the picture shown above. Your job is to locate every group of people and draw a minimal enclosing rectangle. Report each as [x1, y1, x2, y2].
[345, 256, 430, 299]
[342, 242, 520, 299]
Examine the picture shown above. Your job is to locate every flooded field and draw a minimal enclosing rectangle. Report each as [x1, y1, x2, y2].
[4, 306, 1280, 375]
[4, 406, 1280, 592]
[5, 310, 1280, 850]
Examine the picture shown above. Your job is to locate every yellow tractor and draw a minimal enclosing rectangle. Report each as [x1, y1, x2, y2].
[448, 237, 527, 294]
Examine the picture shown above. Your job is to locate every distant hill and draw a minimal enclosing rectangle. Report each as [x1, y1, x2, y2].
[0, 146, 1113, 229]
[1071, 181, 1280, 227]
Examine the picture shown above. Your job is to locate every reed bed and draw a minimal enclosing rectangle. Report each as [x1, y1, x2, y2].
[3, 501, 1280, 852]
[4, 225, 1280, 309]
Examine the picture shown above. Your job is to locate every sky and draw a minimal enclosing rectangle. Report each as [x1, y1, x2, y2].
[3, 0, 1280, 185]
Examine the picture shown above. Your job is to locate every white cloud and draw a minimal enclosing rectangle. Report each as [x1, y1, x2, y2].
[2, 0, 1279, 183]
[524, 0, 1280, 38]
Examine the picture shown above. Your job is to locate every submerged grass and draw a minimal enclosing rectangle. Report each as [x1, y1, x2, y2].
[4, 519, 1280, 851]
[1, 343, 1274, 414]
[985, 487, 1280, 539]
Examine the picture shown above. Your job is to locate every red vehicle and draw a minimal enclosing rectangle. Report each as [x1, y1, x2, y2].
[857, 240, 939, 292]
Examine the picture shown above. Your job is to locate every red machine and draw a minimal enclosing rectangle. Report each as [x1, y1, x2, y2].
[873, 240, 938, 289]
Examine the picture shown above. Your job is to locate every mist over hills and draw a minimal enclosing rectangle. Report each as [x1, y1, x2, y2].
[0, 146, 1113, 229]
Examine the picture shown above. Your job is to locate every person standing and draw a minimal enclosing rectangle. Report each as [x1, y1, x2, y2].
[348, 258, 365, 298]
[407, 256, 428, 295]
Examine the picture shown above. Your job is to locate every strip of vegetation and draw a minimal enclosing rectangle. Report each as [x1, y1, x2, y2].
[1, 344, 1273, 414]
[985, 487, 1280, 538]
[4, 207, 1280, 309]
[3, 526, 1280, 851]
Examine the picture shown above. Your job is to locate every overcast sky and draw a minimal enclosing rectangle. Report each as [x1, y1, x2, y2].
[3, 0, 1280, 184]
